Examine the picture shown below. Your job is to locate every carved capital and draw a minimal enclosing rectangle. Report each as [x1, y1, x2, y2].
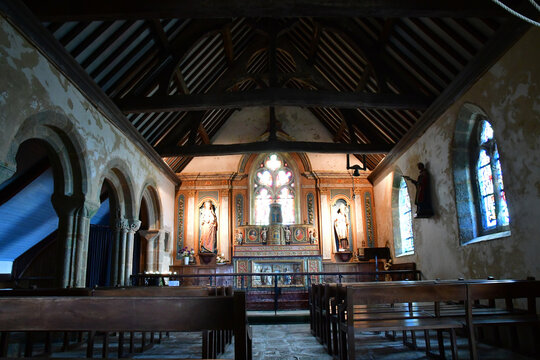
[115, 218, 129, 231]
[51, 193, 100, 219]
[128, 220, 142, 234]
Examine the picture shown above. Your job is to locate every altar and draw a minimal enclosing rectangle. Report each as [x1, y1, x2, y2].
[232, 205, 322, 289]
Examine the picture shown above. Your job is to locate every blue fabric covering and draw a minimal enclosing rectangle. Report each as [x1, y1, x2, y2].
[91, 198, 110, 226]
[0, 168, 58, 273]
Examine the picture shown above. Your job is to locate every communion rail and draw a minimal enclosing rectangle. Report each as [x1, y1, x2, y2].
[131, 269, 422, 312]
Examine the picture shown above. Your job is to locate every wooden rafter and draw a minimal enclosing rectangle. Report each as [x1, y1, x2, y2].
[117, 88, 433, 113]
[159, 140, 393, 157]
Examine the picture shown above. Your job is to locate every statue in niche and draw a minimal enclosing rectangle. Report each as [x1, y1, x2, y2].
[333, 202, 350, 252]
[199, 200, 217, 253]
[260, 227, 268, 245]
[403, 162, 434, 218]
[283, 226, 291, 245]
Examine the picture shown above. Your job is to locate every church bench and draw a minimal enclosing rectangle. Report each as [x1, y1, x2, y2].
[319, 281, 438, 357]
[0, 291, 251, 360]
[0, 288, 94, 357]
[336, 282, 468, 360]
[91, 286, 234, 358]
[465, 280, 540, 360]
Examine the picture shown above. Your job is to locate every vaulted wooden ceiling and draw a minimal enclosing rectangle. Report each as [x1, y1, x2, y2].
[20, 0, 535, 173]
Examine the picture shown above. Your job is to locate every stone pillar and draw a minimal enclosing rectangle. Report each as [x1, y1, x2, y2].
[320, 190, 332, 260]
[140, 230, 160, 272]
[52, 194, 99, 288]
[116, 219, 129, 286]
[124, 219, 141, 286]
[354, 189, 366, 248]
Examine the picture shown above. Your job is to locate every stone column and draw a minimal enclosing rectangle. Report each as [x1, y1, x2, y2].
[139, 230, 160, 272]
[320, 190, 333, 260]
[52, 194, 99, 288]
[115, 219, 129, 286]
[124, 219, 141, 286]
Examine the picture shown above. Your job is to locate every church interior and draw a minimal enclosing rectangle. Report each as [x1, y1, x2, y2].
[1, 0, 539, 359]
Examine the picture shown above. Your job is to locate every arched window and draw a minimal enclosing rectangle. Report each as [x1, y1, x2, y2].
[474, 120, 509, 231]
[398, 177, 414, 255]
[453, 104, 511, 244]
[253, 154, 295, 225]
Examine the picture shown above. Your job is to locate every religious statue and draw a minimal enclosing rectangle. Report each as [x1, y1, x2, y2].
[260, 227, 268, 245]
[334, 203, 350, 251]
[199, 200, 217, 253]
[309, 229, 318, 245]
[283, 226, 291, 245]
[235, 229, 243, 245]
[403, 162, 434, 218]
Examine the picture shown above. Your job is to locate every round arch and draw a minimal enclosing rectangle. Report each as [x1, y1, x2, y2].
[7, 111, 90, 198]
[138, 181, 163, 231]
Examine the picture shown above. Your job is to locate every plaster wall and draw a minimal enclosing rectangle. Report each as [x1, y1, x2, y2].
[372, 28, 540, 280]
[0, 17, 176, 265]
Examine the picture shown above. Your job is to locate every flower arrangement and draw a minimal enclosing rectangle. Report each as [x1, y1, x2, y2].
[216, 253, 227, 264]
[179, 247, 194, 258]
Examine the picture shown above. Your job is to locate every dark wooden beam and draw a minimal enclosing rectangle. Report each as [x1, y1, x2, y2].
[368, 15, 531, 182]
[117, 88, 433, 113]
[23, 0, 510, 21]
[221, 25, 234, 66]
[159, 140, 392, 157]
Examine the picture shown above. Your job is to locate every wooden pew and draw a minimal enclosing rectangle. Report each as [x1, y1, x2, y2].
[0, 291, 251, 360]
[0, 288, 93, 357]
[337, 282, 467, 360]
[318, 281, 437, 357]
[465, 280, 540, 360]
[92, 286, 234, 358]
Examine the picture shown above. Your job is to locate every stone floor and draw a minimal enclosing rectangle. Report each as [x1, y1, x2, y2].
[35, 321, 535, 359]
[134, 324, 533, 360]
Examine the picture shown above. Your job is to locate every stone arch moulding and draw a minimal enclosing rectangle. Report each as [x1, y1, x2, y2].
[95, 158, 138, 222]
[139, 181, 163, 231]
[6, 111, 90, 198]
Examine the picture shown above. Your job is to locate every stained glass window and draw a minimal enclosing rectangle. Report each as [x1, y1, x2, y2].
[254, 154, 296, 225]
[398, 177, 414, 254]
[475, 120, 510, 231]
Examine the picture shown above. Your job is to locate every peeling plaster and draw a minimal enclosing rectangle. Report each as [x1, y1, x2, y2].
[0, 18, 176, 268]
[373, 27, 540, 280]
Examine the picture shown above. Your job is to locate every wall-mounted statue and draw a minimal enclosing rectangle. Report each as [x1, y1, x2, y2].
[403, 162, 434, 218]
[199, 200, 217, 253]
[333, 201, 350, 252]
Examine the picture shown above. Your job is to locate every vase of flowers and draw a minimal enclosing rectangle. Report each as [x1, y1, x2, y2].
[180, 247, 194, 265]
